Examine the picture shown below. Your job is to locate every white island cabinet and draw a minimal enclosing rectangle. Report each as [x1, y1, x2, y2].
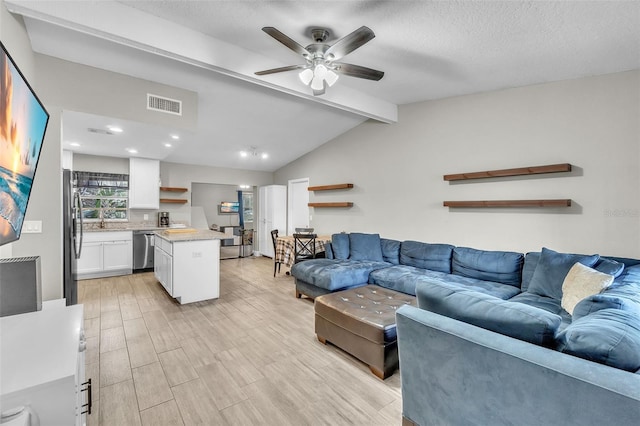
[154, 230, 224, 304]
[0, 304, 88, 426]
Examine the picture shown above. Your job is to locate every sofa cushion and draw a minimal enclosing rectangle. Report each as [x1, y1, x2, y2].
[594, 258, 625, 278]
[400, 241, 454, 273]
[557, 308, 640, 372]
[369, 265, 450, 296]
[381, 238, 401, 265]
[527, 247, 599, 300]
[520, 252, 541, 292]
[416, 280, 562, 346]
[324, 242, 334, 259]
[349, 233, 383, 262]
[432, 274, 521, 300]
[561, 263, 614, 315]
[331, 233, 350, 260]
[509, 292, 572, 331]
[452, 247, 524, 287]
[291, 259, 390, 291]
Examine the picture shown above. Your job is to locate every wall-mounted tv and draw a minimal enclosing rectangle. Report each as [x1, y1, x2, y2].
[218, 201, 239, 214]
[0, 41, 50, 247]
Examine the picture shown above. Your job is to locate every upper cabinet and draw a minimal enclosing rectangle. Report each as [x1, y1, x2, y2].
[129, 158, 160, 209]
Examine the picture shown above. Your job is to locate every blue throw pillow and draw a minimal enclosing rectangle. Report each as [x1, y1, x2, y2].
[331, 233, 350, 260]
[593, 258, 625, 278]
[349, 233, 383, 261]
[557, 308, 640, 372]
[527, 247, 599, 300]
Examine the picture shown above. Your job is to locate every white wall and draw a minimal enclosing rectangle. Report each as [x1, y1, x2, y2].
[1, 5, 63, 300]
[275, 71, 640, 258]
[192, 183, 242, 228]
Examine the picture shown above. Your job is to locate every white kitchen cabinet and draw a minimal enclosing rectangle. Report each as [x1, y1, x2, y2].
[154, 243, 173, 295]
[258, 185, 287, 258]
[1, 304, 89, 426]
[154, 234, 219, 304]
[78, 231, 132, 279]
[129, 157, 160, 209]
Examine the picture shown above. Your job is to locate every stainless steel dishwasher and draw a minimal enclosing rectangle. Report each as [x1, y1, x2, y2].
[133, 230, 155, 271]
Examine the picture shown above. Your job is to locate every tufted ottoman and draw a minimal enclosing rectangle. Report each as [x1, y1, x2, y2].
[314, 285, 416, 379]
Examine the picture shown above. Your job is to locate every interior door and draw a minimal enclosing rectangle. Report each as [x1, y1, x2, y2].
[288, 178, 310, 235]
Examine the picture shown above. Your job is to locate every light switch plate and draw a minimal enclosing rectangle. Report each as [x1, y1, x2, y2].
[22, 220, 42, 233]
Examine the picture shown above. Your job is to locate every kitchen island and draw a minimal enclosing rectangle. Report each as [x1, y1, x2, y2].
[154, 229, 227, 304]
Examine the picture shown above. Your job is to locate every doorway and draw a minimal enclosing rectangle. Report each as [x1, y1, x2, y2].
[287, 177, 310, 235]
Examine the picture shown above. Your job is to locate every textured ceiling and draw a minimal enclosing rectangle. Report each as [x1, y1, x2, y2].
[7, 0, 640, 171]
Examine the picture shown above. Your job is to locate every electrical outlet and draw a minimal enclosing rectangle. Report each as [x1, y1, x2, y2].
[143, 214, 149, 220]
[192, 252, 202, 258]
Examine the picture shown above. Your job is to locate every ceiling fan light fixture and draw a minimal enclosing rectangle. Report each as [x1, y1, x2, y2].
[299, 68, 314, 85]
[325, 69, 339, 87]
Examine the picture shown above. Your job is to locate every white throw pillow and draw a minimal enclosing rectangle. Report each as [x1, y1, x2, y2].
[561, 262, 614, 315]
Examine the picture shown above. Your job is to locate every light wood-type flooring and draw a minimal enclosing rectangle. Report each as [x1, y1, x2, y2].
[78, 255, 402, 425]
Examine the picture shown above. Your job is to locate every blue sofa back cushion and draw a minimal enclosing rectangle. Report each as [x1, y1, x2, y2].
[527, 247, 599, 301]
[593, 258, 625, 278]
[416, 280, 561, 347]
[324, 242, 334, 259]
[349, 233, 384, 262]
[521, 252, 540, 292]
[400, 241, 454, 273]
[331, 233, 350, 260]
[452, 247, 524, 287]
[380, 238, 401, 265]
[557, 308, 640, 372]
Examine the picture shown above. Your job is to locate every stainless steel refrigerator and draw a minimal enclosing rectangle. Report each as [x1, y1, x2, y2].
[63, 169, 83, 305]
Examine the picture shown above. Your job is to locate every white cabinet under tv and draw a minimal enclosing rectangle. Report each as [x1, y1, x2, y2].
[77, 231, 132, 279]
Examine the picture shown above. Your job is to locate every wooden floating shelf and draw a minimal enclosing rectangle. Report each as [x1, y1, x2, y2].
[160, 187, 188, 192]
[444, 163, 572, 181]
[308, 183, 353, 191]
[160, 198, 188, 204]
[308, 202, 354, 208]
[443, 199, 572, 208]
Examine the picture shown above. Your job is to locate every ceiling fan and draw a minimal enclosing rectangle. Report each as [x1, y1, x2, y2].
[255, 26, 384, 96]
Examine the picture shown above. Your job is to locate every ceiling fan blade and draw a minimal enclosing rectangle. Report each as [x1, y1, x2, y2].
[332, 63, 384, 81]
[255, 65, 305, 76]
[262, 27, 310, 56]
[325, 26, 375, 60]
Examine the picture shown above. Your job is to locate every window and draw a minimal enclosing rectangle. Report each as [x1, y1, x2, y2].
[74, 171, 129, 221]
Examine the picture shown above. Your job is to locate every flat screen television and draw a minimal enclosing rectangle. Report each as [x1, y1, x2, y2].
[219, 201, 239, 214]
[0, 41, 49, 247]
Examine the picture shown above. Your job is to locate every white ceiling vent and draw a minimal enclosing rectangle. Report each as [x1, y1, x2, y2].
[147, 93, 182, 116]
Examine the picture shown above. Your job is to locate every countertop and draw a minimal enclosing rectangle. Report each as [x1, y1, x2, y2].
[154, 229, 227, 242]
[83, 223, 167, 232]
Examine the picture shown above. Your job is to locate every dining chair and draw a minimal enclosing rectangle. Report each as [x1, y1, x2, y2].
[293, 233, 318, 263]
[271, 229, 282, 276]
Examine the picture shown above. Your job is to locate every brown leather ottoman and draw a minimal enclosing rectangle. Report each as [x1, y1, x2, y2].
[314, 285, 416, 379]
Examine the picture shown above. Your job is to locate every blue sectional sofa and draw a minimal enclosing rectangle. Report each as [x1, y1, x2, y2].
[291, 233, 640, 425]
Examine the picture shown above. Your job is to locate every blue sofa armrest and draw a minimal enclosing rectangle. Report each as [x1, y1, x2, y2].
[396, 305, 640, 426]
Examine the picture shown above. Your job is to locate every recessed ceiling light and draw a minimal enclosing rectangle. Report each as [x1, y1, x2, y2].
[164, 143, 172, 148]
[107, 125, 123, 133]
[126, 148, 138, 154]
[240, 151, 248, 158]
[69, 142, 80, 147]
[239, 185, 250, 189]
[261, 153, 269, 159]
[171, 134, 180, 140]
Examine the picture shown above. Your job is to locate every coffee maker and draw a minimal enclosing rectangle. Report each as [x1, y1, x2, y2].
[158, 212, 170, 227]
